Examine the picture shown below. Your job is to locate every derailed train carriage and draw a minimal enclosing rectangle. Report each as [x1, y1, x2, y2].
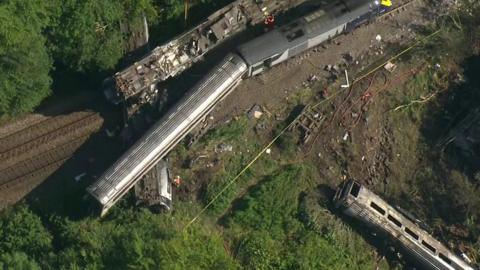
[87, 0, 392, 216]
[334, 180, 476, 270]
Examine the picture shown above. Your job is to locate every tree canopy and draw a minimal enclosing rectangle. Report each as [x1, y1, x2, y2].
[49, 0, 156, 72]
[0, 0, 54, 116]
[0, 0, 156, 117]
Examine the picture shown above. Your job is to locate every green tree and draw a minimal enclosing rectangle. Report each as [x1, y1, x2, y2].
[0, 0, 54, 116]
[0, 252, 41, 270]
[0, 205, 52, 264]
[49, 0, 156, 72]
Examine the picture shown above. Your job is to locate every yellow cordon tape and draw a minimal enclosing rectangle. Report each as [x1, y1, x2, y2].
[183, 29, 442, 230]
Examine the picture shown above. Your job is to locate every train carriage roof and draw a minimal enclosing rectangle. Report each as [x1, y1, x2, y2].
[236, 0, 372, 66]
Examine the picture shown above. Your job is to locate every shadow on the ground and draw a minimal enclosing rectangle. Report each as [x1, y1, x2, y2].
[421, 56, 480, 172]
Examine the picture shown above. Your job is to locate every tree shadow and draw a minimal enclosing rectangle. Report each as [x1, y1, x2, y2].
[420, 55, 480, 176]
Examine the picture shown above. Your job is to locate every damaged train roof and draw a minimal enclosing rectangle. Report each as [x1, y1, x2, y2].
[111, 0, 310, 102]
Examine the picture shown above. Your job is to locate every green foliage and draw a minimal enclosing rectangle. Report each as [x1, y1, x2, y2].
[0, 0, 157, 117]
[228, 165, 310, 238]
[202, 117, 249, 144]
[49, 0, 156, 72]
[225, 165, 380, 269]
[0, 205, 52, 260]
[0, 252, 41, 270]
[0, 205, 238, 269]
[236, 231, 287, 270]
[0, 0, 53, 116]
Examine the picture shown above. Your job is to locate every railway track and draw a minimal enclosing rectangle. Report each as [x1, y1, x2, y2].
[0, 110, 104, 205]
[0, 113, 103, 169]
[0, 111, 95, 152]
[0, 135, 91, 187]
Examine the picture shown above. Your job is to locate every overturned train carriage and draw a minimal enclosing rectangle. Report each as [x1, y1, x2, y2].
[334, 180, 476, 270]
[87, 54, 247, 216]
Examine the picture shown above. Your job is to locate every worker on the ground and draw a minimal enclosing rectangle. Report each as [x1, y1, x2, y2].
[374, 0, 392, 13]
[381, 0, 392, 7]
[173, 175, 182, 187]
[264, 14, 275, 31]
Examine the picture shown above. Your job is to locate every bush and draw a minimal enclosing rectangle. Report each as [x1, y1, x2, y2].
[0, 205, 52, 261]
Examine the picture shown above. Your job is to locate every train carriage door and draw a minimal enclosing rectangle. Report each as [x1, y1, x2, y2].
[350, 182, 360, 197]
[251, 53, 283, 76]
[250, 62, 265, 76]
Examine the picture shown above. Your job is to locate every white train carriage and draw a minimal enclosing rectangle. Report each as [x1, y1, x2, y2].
[334, 180, 476, 270]
[87, 54, 247, 216]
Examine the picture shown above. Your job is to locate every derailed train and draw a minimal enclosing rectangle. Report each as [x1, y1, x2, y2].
[334, 180, 476, 270]
[87, 0, 392, 216]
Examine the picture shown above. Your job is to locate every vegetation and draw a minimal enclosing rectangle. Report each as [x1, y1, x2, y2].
[0, 204, 238, 269]
[1, 0, 480, 269]
[0, 0, 229, 118]
[0, 1, 53, 116]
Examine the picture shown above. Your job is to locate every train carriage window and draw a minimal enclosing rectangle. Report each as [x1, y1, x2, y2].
[405, 227, 419, 240]
[439, 253, 452, 265]
[370, 202, 386, 215]
[286, 29, 305, 42]
[387, 214, 402, 227]
[422, 240, 437, 254]
[251, 63, 264, 73]
[350, 182, 360, 197]
[265, 53, 282, 66]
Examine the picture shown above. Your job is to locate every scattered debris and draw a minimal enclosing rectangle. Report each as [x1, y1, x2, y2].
[188, 155, 208, 168]
[384, 61, 397, 73]
[255, 122, 268, 131]
[342, 52, 354, 63]
[375, 34, 382, 42]
[308, 74, 319, 83]
[105, 128, 116, 138]
[74, 173, 87, 182]
[248, 104, 264, 119]
[215, 143, 233, 153]
[289, 106, 326, 148]
[341, 70, 350, 88]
